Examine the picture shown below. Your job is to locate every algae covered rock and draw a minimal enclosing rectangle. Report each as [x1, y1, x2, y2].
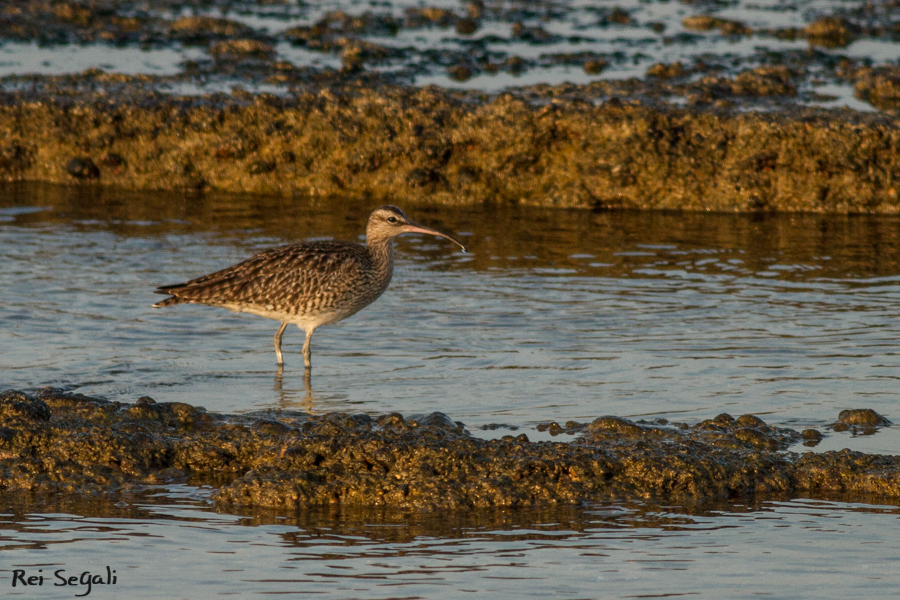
[3, 390, 900, 510]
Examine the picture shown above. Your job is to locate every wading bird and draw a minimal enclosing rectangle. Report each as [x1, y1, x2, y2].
[153, 205, 467, 368]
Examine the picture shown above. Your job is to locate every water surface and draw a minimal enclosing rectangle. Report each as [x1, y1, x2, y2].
[2, 183, 900, 453]
[1, 489, 898, 599]
[3, 183, 900, 597]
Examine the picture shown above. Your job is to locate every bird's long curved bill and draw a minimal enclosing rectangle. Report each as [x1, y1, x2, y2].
[403, 223, 468, 253]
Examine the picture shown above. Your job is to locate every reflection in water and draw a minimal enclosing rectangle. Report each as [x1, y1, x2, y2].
[0, 488, 898, 599]
[274, 365, 317, 411]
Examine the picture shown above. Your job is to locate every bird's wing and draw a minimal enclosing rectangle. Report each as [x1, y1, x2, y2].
[155, 241, 370, 309]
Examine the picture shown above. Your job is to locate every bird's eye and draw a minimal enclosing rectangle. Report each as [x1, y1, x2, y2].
[387, 216, 398, 223]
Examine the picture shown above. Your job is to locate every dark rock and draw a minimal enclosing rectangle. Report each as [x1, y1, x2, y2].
[736, 415, 765, 427]
[248, 160, 277, 175]
[585, 416, 646, 437]
[448, 65, 473, 81]
[0, 391, 51, 422]
[455, 18, 478, 35]
[831, 409, 891, 435]
[66, 157, 100, 180]
[252, 419, 294, 436]
[0, 144, 33, 173]
[647, 61, 685, 78]
[100, 153, 127, 170]
[584, 59, 608, 75]
[0, 426, 15, 443]
[406, 167, 444, 188]
[805, 17, 853, 48]
[415, 412, 458, 430]
[801, 429, 823, 447]
[608, 8, 630, 25]
[853, 66, 900, 110]
[1, 388, 900, 509]
[837, 409, 891, 427]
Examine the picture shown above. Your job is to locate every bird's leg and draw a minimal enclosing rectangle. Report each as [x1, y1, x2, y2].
[302, 328, 314, 368]
[302, 367, 314, 414]
[274, 321, 288, 366]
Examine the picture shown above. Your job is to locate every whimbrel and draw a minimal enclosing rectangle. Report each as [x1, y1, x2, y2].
[153, 205, 467, 368]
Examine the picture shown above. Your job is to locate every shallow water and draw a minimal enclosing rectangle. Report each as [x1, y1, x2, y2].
[0, 0, 892, 109]
[3, 183, 900, 597]
[3, 183, 900, 453]
[1, 489, 899, 599]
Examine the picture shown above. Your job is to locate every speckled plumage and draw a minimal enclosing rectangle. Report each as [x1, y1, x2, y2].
[154, 240, 392, 325]
[153, 206, 467, 368]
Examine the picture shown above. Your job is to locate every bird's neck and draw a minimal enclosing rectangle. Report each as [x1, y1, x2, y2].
[366, 235, 395, 280]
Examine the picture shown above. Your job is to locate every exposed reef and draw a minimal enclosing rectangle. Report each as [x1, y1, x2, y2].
[1, 389, 898, 510]
[0, 0, 899, 212]
[0, 85, 899, 212]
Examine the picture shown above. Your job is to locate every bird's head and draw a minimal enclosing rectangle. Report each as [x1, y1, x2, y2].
[366, 205, 467, 252]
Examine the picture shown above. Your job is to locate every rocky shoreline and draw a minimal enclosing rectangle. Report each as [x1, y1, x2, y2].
[1, 388, 897, 510]
[0, 85, 899, 212]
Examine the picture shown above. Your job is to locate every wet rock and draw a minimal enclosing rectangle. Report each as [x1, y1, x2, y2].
[719, 20, 751, 36]
[4, 389, 900, 508]
[837, 409, 892, 427]
[853, 66, 900, 110]
[406, 7, 456, 28]
[647, 62, 685, 79]
[794, 450, 900, 496]
[66, 157, 100, 180]
[506, 56, 527, 74]
[340, 414, 374, 430]
[536, 421, 587, 436]
[448, 65, 473, 82]
[341, 46, 365, 71]
[805, 17, 853, 48]
[455, 18, 479, 36]
[248, 160, 277, 175]
[608, 9, 631, 25]
[466, 1, 484, 19]
[3, 87, 900, 211]
[252, 419, 294, 436]
[732, 66, 796, 96]
[511, 23, 554, 43]
[0, 427, 15, 444]
[584, 60, 609, 75]
[733, 427, 780, 451]
[682, 15, 751, 36]
[0, 144, 34, 174]
[736, 415, 768, 429]
[831, 409, 891, 435]
[586, 416, 653, 438]
[682, 15, 718, 31]
[801, 429, 823, 447]
[406, 167, 444, 188]
[0, 391, 51, 423]
[210, 39, 274, 61]
[412, 412, 459, 431]
[100, 152, 127, 171]
[169, 17, 254, 42]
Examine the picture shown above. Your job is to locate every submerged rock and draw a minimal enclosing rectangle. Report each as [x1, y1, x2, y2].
[0, 389, 899, 510]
